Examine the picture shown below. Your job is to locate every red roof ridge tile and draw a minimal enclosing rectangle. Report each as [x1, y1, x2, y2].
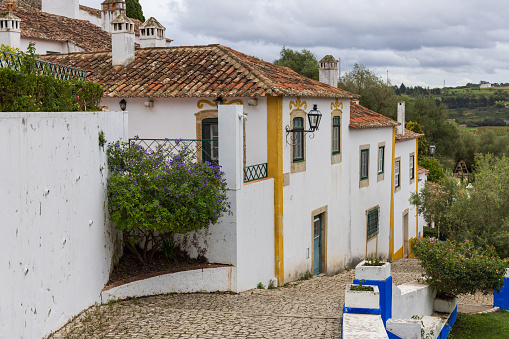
[349, 101, 399, 129]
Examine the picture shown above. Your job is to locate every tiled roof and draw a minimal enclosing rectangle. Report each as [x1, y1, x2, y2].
[140, 17, 164, 29]
[80, 5, 101, 18]
[0, 4, 112, 52]
[418, 166, 429, 175]
[40, 44, 357, 99]
[349, 101, 399, 129]
[320, 55, 337, 63]
[395, 128, 424, 142]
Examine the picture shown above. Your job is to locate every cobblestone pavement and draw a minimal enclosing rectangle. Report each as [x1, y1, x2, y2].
[49, 258, 490, 338]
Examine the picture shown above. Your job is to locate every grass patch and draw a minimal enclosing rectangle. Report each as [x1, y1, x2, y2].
[449, 311, 509, 339]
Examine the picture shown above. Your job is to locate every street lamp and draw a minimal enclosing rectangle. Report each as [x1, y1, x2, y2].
[429, 142, 436, 157]
[285, 104, 322, 145]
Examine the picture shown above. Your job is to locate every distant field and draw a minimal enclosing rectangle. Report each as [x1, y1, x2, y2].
[444, 87, 509, 95]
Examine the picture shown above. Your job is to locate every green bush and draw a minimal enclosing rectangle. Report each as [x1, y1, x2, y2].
[107, 138, 231, 263]
[418, 156, 444, 182]
[0, 43, 103, 112]
[411, 238, 508, 297]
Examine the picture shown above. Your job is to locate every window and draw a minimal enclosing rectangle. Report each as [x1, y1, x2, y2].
[292, 117, 304, 162]
[202, 118, 218, 162]
[332, 116, 340, 154]
[410, 155, 415, 180]
[395, 160, 401, 188]
[378, 146, 385, 174]
[367, 206, 380, 239]
[360, 149, 369, 180]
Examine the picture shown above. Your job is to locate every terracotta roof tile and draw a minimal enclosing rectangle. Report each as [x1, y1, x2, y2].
[349, 101, 399, 129]
[40, 44, 357, 99]
[395, 128, 424, 142]
[418, 166, 429, 175]
[0, 4, 111, 52]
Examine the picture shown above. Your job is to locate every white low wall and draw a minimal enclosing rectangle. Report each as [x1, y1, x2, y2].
[0, 111, 127, 339]
[392, 280, 436, 320]
[101, 266, 236, 303]
[342, 313, 388, 339]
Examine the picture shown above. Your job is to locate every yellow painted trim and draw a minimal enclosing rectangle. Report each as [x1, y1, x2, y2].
[389, 127, 396, 259]
[331, 98, 343, 111]
[415, 139, 419, 240]
[267, 96, 284, 286]
[197, 98, 243, 109]
[393, 246, 403, 260]
[289, 96, 307, 111]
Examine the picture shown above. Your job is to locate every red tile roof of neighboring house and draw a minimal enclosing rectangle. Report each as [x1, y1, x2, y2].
[0, 4, 112, 52]
[349, 101, 399, 129]
[395, 128, 424, 142]
[40, 44, 357, 99]
[418, 166, 429, 175]
[79, 5, 101, 18]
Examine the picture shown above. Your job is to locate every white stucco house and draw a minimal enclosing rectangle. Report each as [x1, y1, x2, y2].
[1, 0, 425, 290]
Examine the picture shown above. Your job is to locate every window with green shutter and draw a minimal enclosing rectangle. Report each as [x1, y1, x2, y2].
[360, 149, 369, 180]
[332, 116, 340, 154]
[292, 117, 304, 162]
[367, 207, 380, 239]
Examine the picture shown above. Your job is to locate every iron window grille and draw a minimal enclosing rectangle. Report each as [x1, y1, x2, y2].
[367, 207, 380, 238]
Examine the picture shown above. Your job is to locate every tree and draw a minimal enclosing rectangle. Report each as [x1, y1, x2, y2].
[126, 0, 145, 22]
[338, 64, 398, 119]
[273, 46, 319, 80]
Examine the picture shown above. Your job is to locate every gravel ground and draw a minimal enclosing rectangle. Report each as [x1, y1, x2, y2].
[49, 258, 493, 338]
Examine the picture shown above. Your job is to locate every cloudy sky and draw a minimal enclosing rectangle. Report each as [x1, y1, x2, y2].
[80, 0, 509, 88]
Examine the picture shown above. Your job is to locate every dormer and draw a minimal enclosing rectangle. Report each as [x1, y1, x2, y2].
[111, 13, 135, 67]
[101, 0, 126, 33]
[319, 55, 339, 88]
[0, 11, 21, 49]
[139, 17, 166, 48]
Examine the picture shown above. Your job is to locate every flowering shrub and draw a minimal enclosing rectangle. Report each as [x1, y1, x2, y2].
[411, 238, 508, 297]
[107, 138, 231, 263]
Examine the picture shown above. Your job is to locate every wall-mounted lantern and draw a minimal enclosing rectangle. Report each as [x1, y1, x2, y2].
[119, 99, 127, 111]
[285, 104, 322, 145]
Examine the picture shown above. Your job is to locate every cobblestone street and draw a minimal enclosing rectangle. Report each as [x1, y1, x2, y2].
[49, 258, 490, 338]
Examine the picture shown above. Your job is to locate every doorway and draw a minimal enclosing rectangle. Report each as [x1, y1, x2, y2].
[313, 215, 321, 275]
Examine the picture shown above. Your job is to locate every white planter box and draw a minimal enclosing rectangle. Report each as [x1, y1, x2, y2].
[345, 284, 380, 309]
[355, 260, 391, 281]
[433, 296, 457, 313]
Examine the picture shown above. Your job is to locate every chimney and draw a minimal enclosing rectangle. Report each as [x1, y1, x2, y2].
[111, 14, 135, 67]
[319, 55, 339, 87]
[101, 0, 126, 33]
[0, 11, 21, 50]
[42, 0, 79, 19]
[397, 101, 405, 135]
[139, 17, 166, 48]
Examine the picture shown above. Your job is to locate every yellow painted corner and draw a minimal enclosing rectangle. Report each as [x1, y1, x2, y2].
[267, 96, 284, 286]
[389, 126, 396, 259]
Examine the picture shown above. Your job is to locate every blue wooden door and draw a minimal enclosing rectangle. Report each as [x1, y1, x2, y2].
[313, 215, 321, 275]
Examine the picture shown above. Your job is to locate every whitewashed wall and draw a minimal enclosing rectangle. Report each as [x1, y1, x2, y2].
[21, 38, 86, 55]
[348, 127, 393, 262]
[0, 111, 127, 339]
[394, 139, 420, 257]
[103, 97, 268, 167]
[282, 97, 354, 280]
[79, 9, 102, 27]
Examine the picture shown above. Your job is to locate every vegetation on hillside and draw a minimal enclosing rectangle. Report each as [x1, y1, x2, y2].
[126, 0, 145, 22]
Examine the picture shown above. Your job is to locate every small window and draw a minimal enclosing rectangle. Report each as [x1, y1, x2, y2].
[395, 160, 401, 188]
[410, 155, 415, 180]
[360, 149, 369, 180]
[202, 118, 218, 162]
[367, 207, 380, 239]
[378, 146, 385, 174]
[293, 117, 304, 162]
[332, 116, 340, 154]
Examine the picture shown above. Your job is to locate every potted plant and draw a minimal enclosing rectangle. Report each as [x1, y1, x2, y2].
[411, 238, 508, 314]
[355, 257, 391, 281]
[345, 281, 380, 310]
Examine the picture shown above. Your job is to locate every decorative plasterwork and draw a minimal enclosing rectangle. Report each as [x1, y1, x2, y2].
[289, 97, 307, 111]
[197, 98, 243, 109]
[331, 99, 343, 111]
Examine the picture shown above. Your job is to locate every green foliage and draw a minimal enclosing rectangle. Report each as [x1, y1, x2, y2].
[406, 121, 429, 157]
[418, 156, 444, 182]
[267, 279, 276, 289]
[273, 46, 319, 80]
[125, 0, 145, 22]
[410, 173, 459, 236]
[256, 282, 265, 289]
[299, 271, 314, 281]
[98, 130, 106, 149]
[423, 226, 439, 238]
[363, 257, 385, 266]
[106, 138, 231, 263]
[350, 280, 374, 291]
[338, 63, 398, 119]
[446, 154, 509, 258]
[0, 43, 103, 112]
[411, 238, 507, 297]
[0, 44, 20, 53]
